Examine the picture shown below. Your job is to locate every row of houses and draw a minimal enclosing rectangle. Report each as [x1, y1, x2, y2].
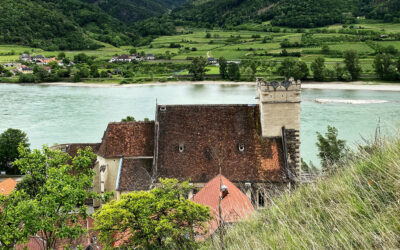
[109, 54, 155, 63]
[19, 54, 59, 65]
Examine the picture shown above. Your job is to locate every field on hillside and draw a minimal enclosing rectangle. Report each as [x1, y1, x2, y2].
[1, 20, 400, 81]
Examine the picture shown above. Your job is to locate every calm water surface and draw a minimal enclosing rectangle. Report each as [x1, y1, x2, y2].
[1, 83, 399, 165]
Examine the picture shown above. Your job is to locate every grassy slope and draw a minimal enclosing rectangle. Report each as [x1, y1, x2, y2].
[210, 138, 400, 249]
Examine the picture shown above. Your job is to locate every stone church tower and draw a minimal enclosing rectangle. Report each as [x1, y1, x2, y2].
[257, 78, 301, 178]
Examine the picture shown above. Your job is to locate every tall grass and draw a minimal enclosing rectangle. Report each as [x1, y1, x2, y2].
[208, 137, 400, 249]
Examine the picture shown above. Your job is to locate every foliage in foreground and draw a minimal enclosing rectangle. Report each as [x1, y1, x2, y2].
[94, 178, 212, 249]
[209, 137, 400, 249]
[0, 146, 98, 249]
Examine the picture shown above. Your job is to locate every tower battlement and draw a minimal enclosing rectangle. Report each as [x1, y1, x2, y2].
[257, 78, 301, 138]
[257, 78, 301, 103]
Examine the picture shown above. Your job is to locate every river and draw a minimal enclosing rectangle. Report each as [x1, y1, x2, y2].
[1, 83, 399, 165]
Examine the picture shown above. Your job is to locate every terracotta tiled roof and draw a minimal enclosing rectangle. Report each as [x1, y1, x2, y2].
[155, 105, 285, 183]
[193, 174, 254, 235]
[98, 122, 155, 158]
[15, 217, 102, 250]
[117, 157, 153, 191]
[53, 143, 100, 157]
[0, 178, 17, 196]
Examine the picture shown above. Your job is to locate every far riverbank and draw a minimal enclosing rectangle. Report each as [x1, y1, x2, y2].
[3, 80, 400, 91]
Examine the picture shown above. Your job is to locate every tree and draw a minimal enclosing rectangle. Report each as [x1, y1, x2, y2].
[57, 52, 66, 59]
[311, 57, 326, 81]
[374, 53, 398, 80]
[0, 191, 38, 249]
[343, 50, 362, 80]
[374, 53, 385, 79]
[189, 57, 208, 81]
[73, 53, 92, 64]
[121, 116, 135, 122]
[316, 126, 347, 171]
[335, 62, 346, 80]
[129, 48, 137, 54]
[294, 61, 309, 80]
[33, 65, 50, 82]
[219, 56, 228, 79]
[227, 63, 241, 81]
[0, 129, 29, 174]
[90, 65, 100, 78]
[13, 146, 99, 249]
[94, 178, 211, 249]
[278, 58, 309, 80]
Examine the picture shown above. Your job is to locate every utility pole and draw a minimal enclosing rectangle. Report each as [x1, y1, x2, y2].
[218, 163, 225, 250]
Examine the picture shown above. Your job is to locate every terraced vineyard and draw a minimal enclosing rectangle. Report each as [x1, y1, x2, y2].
[1, 20, 400, 82]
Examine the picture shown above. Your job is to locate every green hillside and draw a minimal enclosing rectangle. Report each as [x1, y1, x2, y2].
[84, 0, 187, 23]
[210, 138, 400, 249]
[170, 0, 400, 28]
[0, 0, 187, 50]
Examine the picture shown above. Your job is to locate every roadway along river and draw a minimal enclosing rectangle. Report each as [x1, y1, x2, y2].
[1, 83, 399, 165]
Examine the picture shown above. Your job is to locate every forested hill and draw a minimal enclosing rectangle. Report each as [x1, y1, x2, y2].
[83, 0, 187, 23]
[0, 0, 187, 50]
[170, 0, 400, 28]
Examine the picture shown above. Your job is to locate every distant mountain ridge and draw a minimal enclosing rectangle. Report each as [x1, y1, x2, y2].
[170, 0, 400, 28]
[0, 0, 187, 50]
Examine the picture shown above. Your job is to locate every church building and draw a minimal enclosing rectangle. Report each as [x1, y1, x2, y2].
[55, 78, 301, 208]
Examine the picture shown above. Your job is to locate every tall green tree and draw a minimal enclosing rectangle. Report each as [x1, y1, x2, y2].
[0, 129, 29, 174]
[373, 53, 397, 80]
[343, 50, 362, 80]
[316, 126, 347, 171]
[189, 57, 208, 81]
[94, 178, 211, 249]
[311, 57, 326, 81]
[13, 146, 99, 249]
[278, 58, 309, 80]
[218, 56, 228, 79]
[227, 63, 241, 81]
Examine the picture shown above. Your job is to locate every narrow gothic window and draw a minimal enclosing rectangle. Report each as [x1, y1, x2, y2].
[258, 190, 265, 207]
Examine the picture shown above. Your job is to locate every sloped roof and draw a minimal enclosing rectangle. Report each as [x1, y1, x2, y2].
[155, 105, 286, 183]
[53, 143, 100, 157]
[0, 178, 17, 196]
[98, 122, 155, 158]
[193, 174, 254, 235]
[117, 157, 153, 191]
